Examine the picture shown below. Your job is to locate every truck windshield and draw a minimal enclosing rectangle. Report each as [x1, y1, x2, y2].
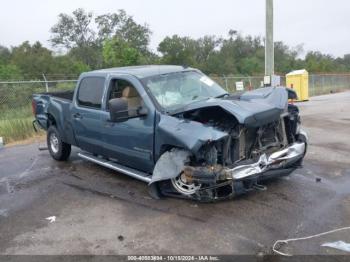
[142, 71, 227, 112]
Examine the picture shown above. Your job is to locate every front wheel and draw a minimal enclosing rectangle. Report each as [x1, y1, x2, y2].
[158, 171, 202, 199]
[47, 125, 71, 161]
[170, 172, 202, 195]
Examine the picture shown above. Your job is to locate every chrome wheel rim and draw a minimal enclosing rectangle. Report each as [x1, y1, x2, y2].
[49, 133, 59, 154]
[171, 172, 201, 195]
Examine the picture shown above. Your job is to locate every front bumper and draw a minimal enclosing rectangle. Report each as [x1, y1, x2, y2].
[229, 142, 306, 180]
[180, 141, 307, 201]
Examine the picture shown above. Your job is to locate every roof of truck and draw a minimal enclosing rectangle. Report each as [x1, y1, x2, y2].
[89, 65, 192, 78]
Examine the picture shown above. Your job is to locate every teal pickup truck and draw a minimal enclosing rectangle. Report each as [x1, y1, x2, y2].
[32, 65, 307, 201]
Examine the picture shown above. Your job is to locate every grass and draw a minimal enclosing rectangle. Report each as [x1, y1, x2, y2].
[0, 117, 37, 143]
[0, 105, 44, 144]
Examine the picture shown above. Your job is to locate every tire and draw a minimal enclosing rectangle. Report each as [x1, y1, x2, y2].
[47, 125, 71, 161]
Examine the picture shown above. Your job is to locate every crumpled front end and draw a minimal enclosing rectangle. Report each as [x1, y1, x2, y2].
[173, 141, 306, 201]
[154, 87, 308, 201]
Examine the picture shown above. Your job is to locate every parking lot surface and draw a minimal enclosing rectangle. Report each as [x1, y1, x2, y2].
[1, 91, 350, 255]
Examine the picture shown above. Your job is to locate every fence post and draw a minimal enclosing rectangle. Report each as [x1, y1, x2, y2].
[223, 75, 228, 91]
[42, 73, 49, 92]
[310, 75, 313, 96]
[322, 75, 326, 95]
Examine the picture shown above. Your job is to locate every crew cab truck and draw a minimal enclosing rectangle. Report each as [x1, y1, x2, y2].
[33, 65, 308, 201]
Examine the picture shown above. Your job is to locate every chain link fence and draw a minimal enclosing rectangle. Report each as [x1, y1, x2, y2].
[0, 75, 78, 143]
[212, 76, 265, 93]
[214, 74, 350, 95]
[308, 74, 350, 96]
[1, 73, 350, 143]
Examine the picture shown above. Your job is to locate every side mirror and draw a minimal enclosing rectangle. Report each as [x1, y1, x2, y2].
[109, 98, 128, 122]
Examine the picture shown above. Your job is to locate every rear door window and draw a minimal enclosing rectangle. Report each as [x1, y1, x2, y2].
[77, 77, 105, 109]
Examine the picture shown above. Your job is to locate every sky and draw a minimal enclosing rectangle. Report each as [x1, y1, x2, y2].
[0, 0, 349, 57]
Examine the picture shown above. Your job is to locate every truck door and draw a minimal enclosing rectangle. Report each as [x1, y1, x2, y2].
[72, 76, 106, 155]
[100, 76, 155, 173]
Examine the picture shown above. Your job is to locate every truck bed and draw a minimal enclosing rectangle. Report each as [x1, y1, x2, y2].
[32, 91, 75, 140]
[37, 90, 74, 101]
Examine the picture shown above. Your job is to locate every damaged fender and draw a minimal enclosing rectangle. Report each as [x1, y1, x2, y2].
[155, 114, 228, 154]
[151, 115, 229, 186]
[150, 148, 191, 185]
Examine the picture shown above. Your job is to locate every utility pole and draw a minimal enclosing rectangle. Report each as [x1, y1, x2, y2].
[265, 0, 274, 77]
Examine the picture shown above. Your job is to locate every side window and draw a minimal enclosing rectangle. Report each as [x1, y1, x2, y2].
[77, 77, 105, 109]
[108, 79, 126, 100]
[108, 79, 142, 110]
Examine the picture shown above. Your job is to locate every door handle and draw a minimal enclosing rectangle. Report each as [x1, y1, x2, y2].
[73, 113, 83, 119]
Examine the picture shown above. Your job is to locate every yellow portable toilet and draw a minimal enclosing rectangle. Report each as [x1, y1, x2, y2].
[286, 69, 309, 101]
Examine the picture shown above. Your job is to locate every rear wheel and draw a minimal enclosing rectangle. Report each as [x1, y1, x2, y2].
[47, 125, 71, 161]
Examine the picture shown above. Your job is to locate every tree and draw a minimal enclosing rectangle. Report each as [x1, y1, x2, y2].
[195, 36, 222, 73]
[0, 45, 11, 65]
[274, 42, 302, 74]
[49, 8, 152, 68]
[10, 41, 55, 78]
[206, 33, 265, 75]
[0, 64, 21, 80]
[103, 37, 144, 67]
[51, 56, 90, 77]
[337, 54, 350, 71]
[158, 35, 198, 66]
[50, 9, 101, 67]
[304, 51, 336, 73]
[68, 44, 102, 69]
[157, 35, 221, 72]
[95, 10, 151, 53]
[50, 8, 96, 49]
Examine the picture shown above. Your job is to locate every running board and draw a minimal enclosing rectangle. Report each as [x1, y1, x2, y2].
[78, 152, 152, 183]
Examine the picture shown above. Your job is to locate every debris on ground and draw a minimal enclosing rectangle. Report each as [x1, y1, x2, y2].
[273, 226, 350, 256]
[0, 209, 8, 217]
[45, 216, 56, 223]
[321, 241, 350, 253]
[118, 235, 124, 241]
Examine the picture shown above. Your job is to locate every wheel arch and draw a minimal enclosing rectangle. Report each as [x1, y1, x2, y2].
[47, 113, 57, 128]
[150, 148, 191, 185]
[46, 112, 77, 146]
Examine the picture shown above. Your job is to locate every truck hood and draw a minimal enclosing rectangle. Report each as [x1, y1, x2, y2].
[173, 86, 291, 127]
[155, 87, 294, 155]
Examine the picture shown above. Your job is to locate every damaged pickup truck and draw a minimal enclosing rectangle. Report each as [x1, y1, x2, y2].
[32, 65, 307, 201]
